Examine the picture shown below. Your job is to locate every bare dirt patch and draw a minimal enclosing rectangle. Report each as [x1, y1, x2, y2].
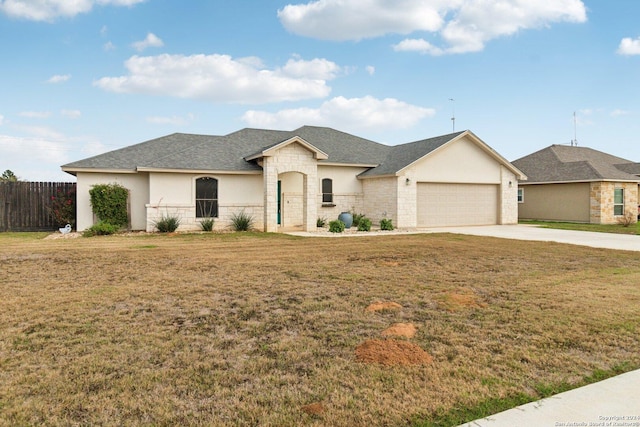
[365, 301, 402, 312]
[355, 339, 433, 366]
[381, 322, 417, 338]
[301, 402, 325, 415]
[438, 292, 487, 312]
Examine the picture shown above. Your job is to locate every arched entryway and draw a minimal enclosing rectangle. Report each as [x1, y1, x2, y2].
[278, 171, 304, 230]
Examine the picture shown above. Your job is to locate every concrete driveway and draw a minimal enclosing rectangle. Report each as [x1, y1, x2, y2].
[425, 224, 640, 252]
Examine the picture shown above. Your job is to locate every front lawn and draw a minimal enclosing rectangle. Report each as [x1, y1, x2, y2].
[1, 232, 639, 426]
[521, 220, 640, 235]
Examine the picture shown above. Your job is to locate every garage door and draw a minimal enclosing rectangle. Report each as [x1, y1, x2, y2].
[417, 183, 498, 227]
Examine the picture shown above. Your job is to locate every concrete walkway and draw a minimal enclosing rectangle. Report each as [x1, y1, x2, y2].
[458, 369, 640, 427]
[424, 224, 640, 252]
[288, 224, 640, 423]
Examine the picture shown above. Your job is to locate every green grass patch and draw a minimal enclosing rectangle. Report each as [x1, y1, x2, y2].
[413, 362, 638, 426]
[521, 220, 640, 235]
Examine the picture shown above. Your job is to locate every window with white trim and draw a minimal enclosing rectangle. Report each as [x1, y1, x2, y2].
[517, 188, 524, 203]
[614, 188, 624, 216]
[322, 178, 333, 204]
[196, 177, 218, 218]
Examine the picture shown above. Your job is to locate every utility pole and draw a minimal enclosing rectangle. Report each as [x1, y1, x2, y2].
[449, 98, 455, 132]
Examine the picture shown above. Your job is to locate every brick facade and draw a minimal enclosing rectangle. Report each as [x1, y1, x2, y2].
[591, 181, 638, 224]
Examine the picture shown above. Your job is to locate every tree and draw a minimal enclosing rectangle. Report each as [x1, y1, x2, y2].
[0, 169, 18, 182]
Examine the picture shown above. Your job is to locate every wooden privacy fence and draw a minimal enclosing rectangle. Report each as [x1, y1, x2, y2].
[0, 182, 77, 232]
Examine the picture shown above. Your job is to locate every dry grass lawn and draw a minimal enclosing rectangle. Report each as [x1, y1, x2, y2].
[0, 231, 639, 426]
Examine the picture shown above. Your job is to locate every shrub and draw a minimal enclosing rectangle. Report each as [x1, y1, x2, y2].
[82, 221, 119, 237]
[380, 218, 394, 231]
[153, 215, 181, 233]
[351, 210, 366, 227]
[89, 183, 129, 227]
[200, 217, 215, 231]
[357, 217, 372, 232]
[49, 186, 76, 228]
[317, 217, 327, 228]
[329, 219, 345, 233]
[230, 211, 254, 231]
[616, 212, 636, 227]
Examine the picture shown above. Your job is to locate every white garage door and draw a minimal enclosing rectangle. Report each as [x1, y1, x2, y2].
[417, 183, 498, 227]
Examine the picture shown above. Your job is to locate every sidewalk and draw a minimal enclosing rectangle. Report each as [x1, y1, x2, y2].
[458, 369, 640, 426]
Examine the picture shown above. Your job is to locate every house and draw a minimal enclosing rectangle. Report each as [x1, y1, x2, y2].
[61, 126, 525, 232]
[512, 144, 640, 224]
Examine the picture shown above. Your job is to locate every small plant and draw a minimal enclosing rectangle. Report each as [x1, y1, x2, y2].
[200, 217, 215, 231]
[329, 219, 345, 233]
[317, 216, 327, 228]
[230, 211, 254, 231]
[357, 217, 372, 232]
[351, 210, 366, 228]
[380, 218, 394, 231]
[82, 221, 119, 237]
[154, 215, 181, 233]
[616, 212, 636, 227]
[49, 186, 76, 228]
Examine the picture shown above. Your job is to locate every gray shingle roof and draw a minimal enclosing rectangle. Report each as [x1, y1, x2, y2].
[512, 145, 640, 183]
[62, 127, 490, 177]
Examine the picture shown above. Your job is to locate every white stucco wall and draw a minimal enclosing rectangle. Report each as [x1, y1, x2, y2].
[411, 136, 502, 183]
[75, 172, 149, 231]
[316, 165, 367, 221]
[147, 172, 263, 231]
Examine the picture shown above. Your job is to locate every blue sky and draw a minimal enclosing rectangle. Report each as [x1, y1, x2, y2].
[1, 0, 639, 181]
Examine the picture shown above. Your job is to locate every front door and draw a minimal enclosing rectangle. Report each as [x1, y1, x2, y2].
[277, 180, 281, 225]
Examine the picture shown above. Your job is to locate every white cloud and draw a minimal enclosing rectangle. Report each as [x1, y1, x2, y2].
[0, 0, 145, 22]
[132, 32, 164, 51]
[104, 41, 116, 51]
[94, 54, 337, 104]
[280, 0, 587, 55]
[365, 65, 375, 75]
[47, 74, 71, 84]
[19, 111, 51, 119]
[610, 109, 630, 117]
[146, 114, 194, 126]
[617, 37, 640, 55]
[278, 0, 446, 41]
[0, 114, 4, 126]
[393, 38, 444, 55]
[61, 109, 81, 119]
[0, 132, 68, 164]
[242, 96, 435, 131]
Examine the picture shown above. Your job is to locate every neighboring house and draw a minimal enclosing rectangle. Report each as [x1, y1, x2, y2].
[512, 144, 640, 224]
[61, 126, 525, 232]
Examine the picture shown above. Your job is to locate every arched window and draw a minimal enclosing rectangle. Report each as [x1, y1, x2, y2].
[196, 177, 218, 218]
[322, 178, 333, 203]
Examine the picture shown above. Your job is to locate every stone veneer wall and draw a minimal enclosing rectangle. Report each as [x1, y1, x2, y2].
[591, 181, 638, 224]
[500, 166, 519, 224]
[362, 177, 398, 226]
[263, 142, 318, 232]
[317, 193, 364, 223]
[145, 203, 264, 232]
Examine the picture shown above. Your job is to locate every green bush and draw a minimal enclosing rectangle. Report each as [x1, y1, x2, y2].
[82, 221, 119, 237]
[317, 216, 327, 228]
[49, 186, 76, 228]
[230, 211, 254, 231]
[357, 217, 372, 232]
[351, 211, 366, 227]
[380, 218, 394, 231]
[200, 217, 215, 231]
[89, 183, 129, 227]
[329, 219, 345, 233]
[153, 215, 181, 233]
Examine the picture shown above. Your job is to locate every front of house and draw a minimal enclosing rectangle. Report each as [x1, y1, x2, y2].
[62, 126, 525, 232]
[513, 145, 640, 224]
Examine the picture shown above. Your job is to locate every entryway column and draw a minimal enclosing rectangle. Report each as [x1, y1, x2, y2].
[263, 158, 278, 232]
